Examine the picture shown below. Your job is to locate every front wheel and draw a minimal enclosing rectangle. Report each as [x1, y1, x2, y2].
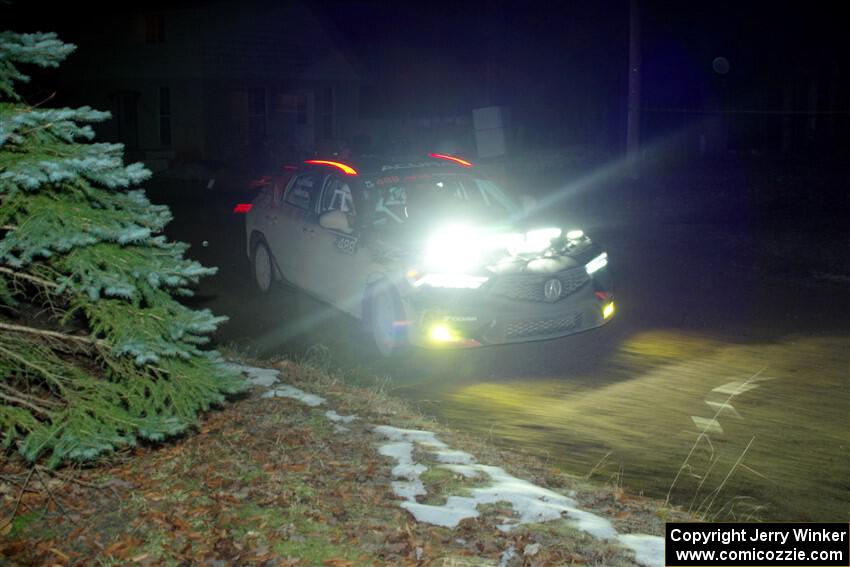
[251, 240, 274, 294]
[368, 283, 407, 357]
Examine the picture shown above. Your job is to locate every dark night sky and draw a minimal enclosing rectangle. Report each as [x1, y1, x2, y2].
[7, 1, 848, 102]
[5, 0, 849, 135]
[310, 1, 849, 104]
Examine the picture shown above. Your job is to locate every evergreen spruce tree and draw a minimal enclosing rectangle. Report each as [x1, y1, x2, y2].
[0, 32, 245, 466]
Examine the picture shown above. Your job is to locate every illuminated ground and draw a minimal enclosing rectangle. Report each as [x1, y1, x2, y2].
[154, 157, 850, 523]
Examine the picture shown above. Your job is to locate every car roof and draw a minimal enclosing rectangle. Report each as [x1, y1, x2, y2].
[299, 153, 476, 178]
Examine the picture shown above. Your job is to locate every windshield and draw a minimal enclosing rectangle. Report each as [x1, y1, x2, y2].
[363, 173, 517, 236]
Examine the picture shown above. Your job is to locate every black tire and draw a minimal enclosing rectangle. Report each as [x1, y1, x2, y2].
[251, 239, 275, 294]
[367, 282, 408, 357]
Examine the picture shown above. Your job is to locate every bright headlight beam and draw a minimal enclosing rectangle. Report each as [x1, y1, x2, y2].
[509, 228, 561, 254]
[526, 227, 561, 243]
[566, 229, 584, 240]
[413, 274, 488, 289]
[585, 252, 608, 274]
[430, 325, 454, 342]
[424, 225, 482, 273]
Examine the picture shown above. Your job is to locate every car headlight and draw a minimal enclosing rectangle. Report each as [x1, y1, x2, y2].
[424, 225, 483, 273]
[410, 273, 489, 289]
[585, 252, 608, 274]
[524, 228, 562, 251]
[504, 227, 564, 255]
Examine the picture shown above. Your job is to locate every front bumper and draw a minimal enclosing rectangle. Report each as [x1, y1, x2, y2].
[403, 273, 614, 348]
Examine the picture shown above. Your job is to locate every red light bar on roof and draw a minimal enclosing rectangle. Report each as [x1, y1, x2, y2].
[429, 153, 473, 167]
[233, 203, 253, 213]
[304, 159, 358, 175]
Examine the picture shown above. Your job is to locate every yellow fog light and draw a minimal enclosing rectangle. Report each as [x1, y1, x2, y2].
[603, 302, 615, 320]
[430, 325, 454, 342]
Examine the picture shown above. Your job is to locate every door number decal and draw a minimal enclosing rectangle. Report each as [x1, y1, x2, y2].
[335, 234, 357, 255]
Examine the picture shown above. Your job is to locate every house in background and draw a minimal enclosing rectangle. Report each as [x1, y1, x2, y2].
[53, 1, 359, 174]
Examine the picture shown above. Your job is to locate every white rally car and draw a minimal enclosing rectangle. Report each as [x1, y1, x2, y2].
[242, 154, 614, 356]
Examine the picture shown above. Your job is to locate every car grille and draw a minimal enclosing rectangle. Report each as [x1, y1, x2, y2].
[487, 267, 589, 302]
[505, 312, 584, 339]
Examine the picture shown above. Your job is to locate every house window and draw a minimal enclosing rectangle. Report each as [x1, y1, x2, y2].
[280, 94, 308, 126]
[247, 88, 267, 145]
[145, 14, 165, 44]
[112, 91, 140, 150]
[159, 87, 171, 146]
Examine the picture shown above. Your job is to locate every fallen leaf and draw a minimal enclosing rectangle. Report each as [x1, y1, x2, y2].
[48, 547, 70, 561]
[170, 516, 193, 531]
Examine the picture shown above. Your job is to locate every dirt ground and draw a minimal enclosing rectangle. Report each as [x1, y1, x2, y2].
[1, 357, 689, 567]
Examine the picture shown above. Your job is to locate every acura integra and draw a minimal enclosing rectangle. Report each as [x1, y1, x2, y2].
[241, 154, 614, 356]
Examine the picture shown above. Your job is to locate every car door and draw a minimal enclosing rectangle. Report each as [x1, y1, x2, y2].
[267, 171, 324, 289]
[303, 175, 375, 318]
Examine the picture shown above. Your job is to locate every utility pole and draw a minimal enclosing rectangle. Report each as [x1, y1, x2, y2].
[626, 0, 641, 176]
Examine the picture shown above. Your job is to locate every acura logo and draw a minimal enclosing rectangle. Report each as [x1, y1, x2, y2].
[543, 278, 562, 302]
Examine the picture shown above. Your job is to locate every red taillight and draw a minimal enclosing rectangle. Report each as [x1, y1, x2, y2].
[429, 153, 473, 167]
[304, 159, 358, 175]
[233, 203, 253, 213]
[594, 291, 612, 301]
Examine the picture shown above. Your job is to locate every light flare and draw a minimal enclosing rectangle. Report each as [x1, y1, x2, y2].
[304, 159, 358, 175]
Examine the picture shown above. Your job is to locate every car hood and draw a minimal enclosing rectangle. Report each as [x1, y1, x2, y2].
[368, 221, 603, 276]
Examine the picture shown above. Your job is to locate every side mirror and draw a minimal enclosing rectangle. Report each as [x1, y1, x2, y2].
[519, 194, 537, 213]
[319, 210, 351, 233]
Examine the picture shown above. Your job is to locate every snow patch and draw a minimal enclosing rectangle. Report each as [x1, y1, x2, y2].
[262, 385, 325, 406]
[392, 479, 427, 499]
[222, 362, 280, 387]
[401, 497, 479, 527]
[470, 465, 616, 536]
[373, 425, 663, 567]
[378, 441, 427, 480]
[435, 449, 476, 465]
[498, 545, 517, 567]
[374, 425, 449, 449]
[325, 410, 357, 423]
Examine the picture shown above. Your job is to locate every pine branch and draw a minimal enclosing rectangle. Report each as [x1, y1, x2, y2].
[0, 30, 243, 465]
[31, 91, 56, 108]
[0, 343, 68, 387]
[0, 382, 62, 409]
[0, 321, 106, 348]
[0, 266, 57, 288]
[0, 389, 53, 417]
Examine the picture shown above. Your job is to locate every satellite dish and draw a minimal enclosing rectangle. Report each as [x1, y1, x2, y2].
[713, 57, 730, 75]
